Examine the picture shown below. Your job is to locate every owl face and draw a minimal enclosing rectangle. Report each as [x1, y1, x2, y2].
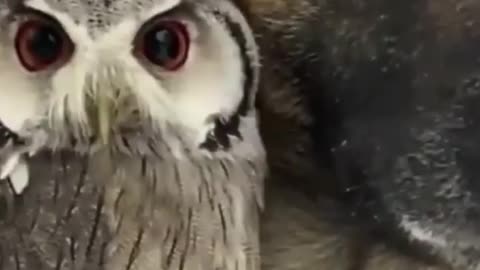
[0, 0, 260, 155]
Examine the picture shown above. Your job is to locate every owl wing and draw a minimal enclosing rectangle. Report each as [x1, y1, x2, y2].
[0, 151, 110, 270]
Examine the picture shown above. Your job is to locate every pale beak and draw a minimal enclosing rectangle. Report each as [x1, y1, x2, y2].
[96, 92, 114, 145]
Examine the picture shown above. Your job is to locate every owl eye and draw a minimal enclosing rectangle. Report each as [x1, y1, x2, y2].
[136, 21, 190, 71]
[15, 15, 74, 72]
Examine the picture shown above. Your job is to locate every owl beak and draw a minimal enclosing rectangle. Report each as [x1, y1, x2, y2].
[96, 92, 113, 145]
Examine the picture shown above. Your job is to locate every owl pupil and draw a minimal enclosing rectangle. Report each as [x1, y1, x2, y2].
[27, 26, 61, 63]
[135, 20, 189, 70]
[15, 14, 74, 72]
[145, 28, 179, 64]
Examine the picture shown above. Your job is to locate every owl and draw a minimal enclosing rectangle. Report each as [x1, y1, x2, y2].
[0, 0, 266, 269]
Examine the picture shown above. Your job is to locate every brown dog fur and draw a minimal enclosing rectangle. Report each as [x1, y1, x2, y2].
[242, 0, 462, 269]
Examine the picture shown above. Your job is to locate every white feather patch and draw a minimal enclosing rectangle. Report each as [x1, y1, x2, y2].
[0, 153, 20, 180]
[7, 158, 29, 194]
[0, 154, 29, 194]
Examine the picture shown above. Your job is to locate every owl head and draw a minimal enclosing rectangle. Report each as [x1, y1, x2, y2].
[0, 0, 261, 159]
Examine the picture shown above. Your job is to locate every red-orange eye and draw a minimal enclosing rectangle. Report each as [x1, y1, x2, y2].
[136, 20, 189, 71]
[15, 14, 74, 72]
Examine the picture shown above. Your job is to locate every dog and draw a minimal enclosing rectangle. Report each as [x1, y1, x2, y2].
[247, 0, 480, 269]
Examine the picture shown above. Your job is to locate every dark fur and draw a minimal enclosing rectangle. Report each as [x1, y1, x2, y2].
[248, 0, 480, 269]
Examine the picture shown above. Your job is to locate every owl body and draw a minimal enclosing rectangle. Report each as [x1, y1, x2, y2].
[0, 0, 266, 269]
